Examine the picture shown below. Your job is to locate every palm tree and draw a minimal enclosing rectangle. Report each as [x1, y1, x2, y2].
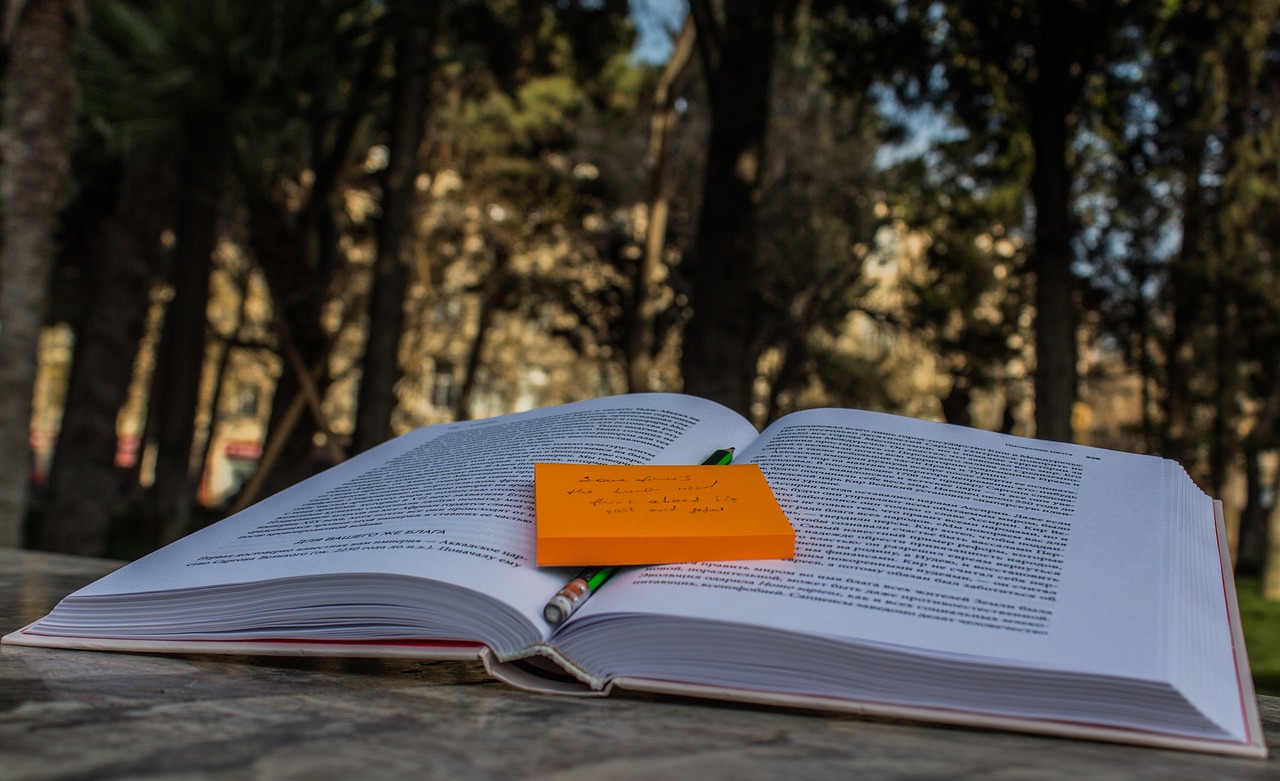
[0, 0, 85, 547]
[41, 0, 386, 549]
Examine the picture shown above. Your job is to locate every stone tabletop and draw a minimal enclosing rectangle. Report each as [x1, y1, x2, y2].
[2, 547, 1278, 780]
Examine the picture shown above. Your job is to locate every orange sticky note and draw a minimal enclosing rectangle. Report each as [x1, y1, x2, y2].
[534, 463, 795, 566]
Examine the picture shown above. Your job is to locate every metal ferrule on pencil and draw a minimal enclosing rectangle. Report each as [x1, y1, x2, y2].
[543, 577, 591, 625]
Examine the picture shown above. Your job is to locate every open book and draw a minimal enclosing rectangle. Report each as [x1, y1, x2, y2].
[3, 393, 1265, 757]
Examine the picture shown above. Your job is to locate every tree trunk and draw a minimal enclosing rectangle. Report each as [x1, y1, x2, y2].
[941, 378, 973, 428]
[1026, 0, 1079, 444]
[0, 0, 82, 546]
[1210, 273, 1242, 509]
[628, 17, 695, 393]
[1164, 147, 1209, 467]
[353, 6, 435, 453]
[243, 206, 337, 502]
[1236, 446, 1269, 575]
[1209, 33, 1257, 507]
[1131, 266, 1156, 450]
[145, 147, 221, 545]
[192, 263, 257, 510]
[680, 0, 783, 417]
[40, 154, 173, 554]
[454, 243, 512, 422]
[235, 36, 378, 503]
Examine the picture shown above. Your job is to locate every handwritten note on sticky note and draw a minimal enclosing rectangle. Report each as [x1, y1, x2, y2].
[534, 463, 795, 566]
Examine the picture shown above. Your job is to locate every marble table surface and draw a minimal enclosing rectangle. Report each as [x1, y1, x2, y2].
[2, 546, 1279, 780]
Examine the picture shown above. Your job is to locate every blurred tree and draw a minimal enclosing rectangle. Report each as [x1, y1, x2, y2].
[1205, 7, 1280, 541]
[886, 0, 1160, 442]
[1074, 55, 1177, 452]
[889, 142, 1027, 429]
[40, 149, 174, 554]
[1021, 0, 1086, 443]
[393, 0, 638, 421]
[1196, 3, 1280, 579]
[1114, 3, 1276, 482]
[1074, 1, 1280, 585]
[40, 0, 390, 534]
[72, 0, 378, 543]
[627, 16, 695, 393]
[351, 0, 639, 433]
[40, 0, 347, 548]
[810, 0, 1028, 427]
[1150, 6, 1219, 474]
[681, 0, 798, 416]
[147, 129, 225, 543]
[752, 8, 887, 423]
[38, 0, 191, 554]
[235, 0, 385, 506]
[0, 0, 84, 547]
[352, 1, 440, 453]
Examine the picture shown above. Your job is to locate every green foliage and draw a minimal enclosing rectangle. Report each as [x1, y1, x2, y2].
[438, 1, 638, 215]
[402, 0, 647, 397]
[807, 346, 897, 412]
[1235, 578, 1280, 695]
[746, 7, 900, 419]
[878, 127, 1027, 423]
[595, 50, 651, 115]
[76, 0, 385, 186]
[512, 75, 587, 150]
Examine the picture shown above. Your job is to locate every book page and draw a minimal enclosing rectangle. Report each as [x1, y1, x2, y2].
[569, 407, 1197, 681]
[41, 394, 760, 647]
